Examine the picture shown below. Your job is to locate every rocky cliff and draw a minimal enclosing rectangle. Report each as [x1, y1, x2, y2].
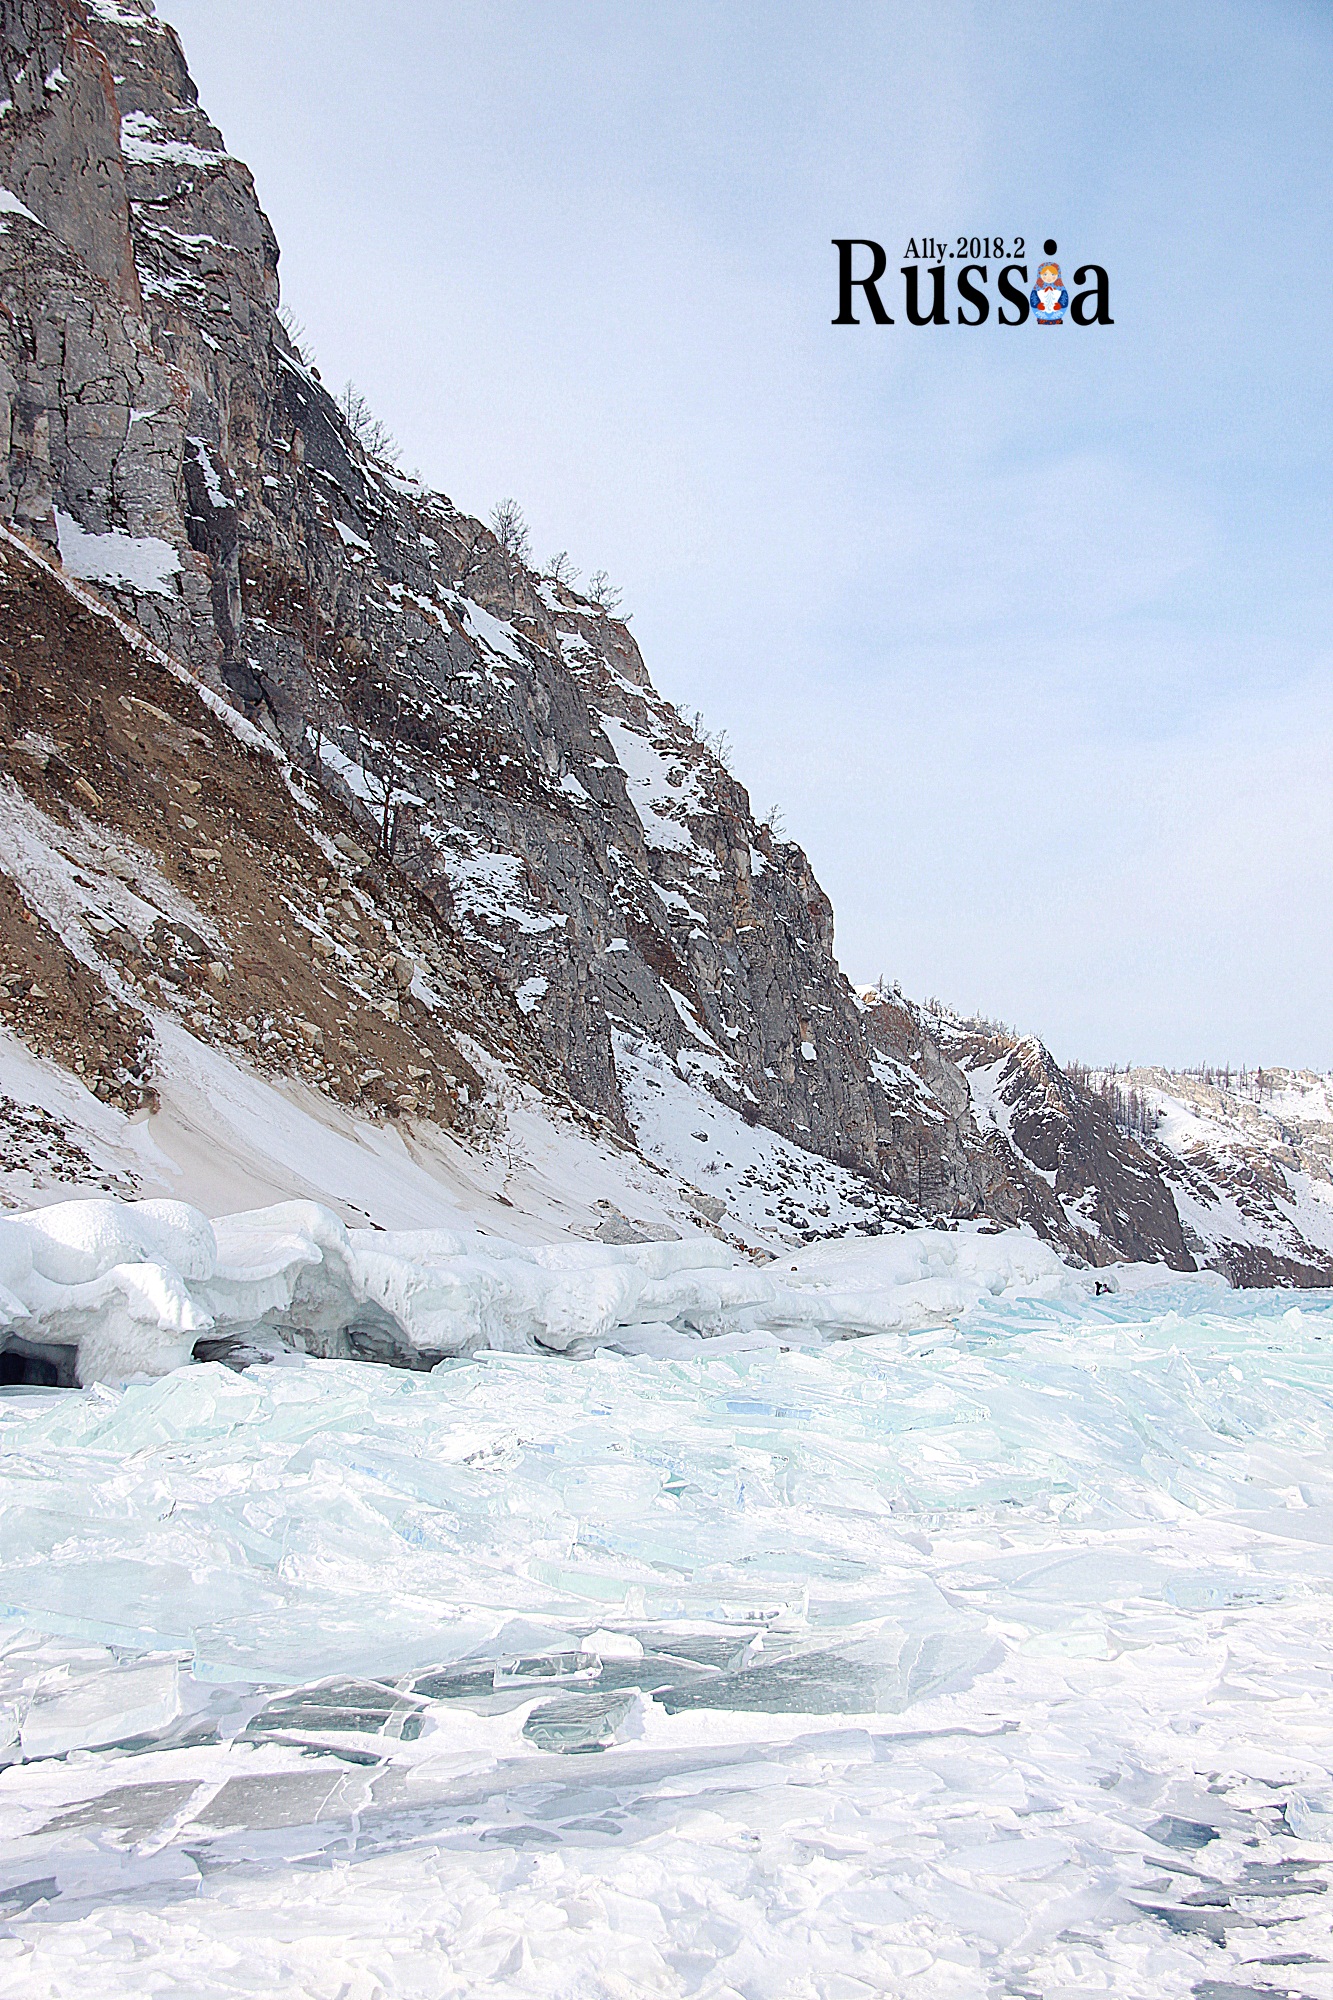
[0, 0, 920, 1214]
[856, 990, 1199, 1270]
[1102, 1064, 1333, 1286]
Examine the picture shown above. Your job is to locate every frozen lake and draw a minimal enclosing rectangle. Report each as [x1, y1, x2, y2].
[1, 1277, 1331, 1996]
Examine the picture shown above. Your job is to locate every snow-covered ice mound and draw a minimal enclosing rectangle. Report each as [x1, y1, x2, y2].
[0, 1196, 1082, 1383]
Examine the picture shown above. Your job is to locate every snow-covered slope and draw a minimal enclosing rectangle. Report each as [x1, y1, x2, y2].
[0, 524, 888, 1267]
[1107, 1065, 1333, 1285]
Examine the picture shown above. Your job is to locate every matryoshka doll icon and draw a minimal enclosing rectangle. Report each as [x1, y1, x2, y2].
[1030, 246, 1069, 324]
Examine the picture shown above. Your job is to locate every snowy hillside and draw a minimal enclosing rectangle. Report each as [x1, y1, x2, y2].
[1106, 1064, 1333, 1285]
[0, 523, 891, 1265]
[870, 1000, 1333, 1289]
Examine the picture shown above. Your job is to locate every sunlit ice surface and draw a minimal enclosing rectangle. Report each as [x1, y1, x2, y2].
[1, 1281, 1331, 1997]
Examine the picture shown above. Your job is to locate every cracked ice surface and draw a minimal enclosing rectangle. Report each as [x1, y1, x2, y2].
[0, 1281, 1331, 1996]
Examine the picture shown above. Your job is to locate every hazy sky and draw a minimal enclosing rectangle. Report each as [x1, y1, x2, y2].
[164, 0, 1333, 1068]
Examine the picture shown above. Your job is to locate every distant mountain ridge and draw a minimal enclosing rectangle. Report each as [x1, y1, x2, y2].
[0, 0, 1325, 1281]
[1100, 1063, 1333, 1286]
[871, 992, 1333, 1284]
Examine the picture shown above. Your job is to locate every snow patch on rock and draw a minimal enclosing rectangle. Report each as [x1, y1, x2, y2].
[54, 511, 181, 599]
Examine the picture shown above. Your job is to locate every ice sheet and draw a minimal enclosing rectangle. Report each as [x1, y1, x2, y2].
[0, 1279, 1331, 1994]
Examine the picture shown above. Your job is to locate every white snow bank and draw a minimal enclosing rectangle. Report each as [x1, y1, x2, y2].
[0, 186, 43, 227]
[774, 1227, 1074, 1330]
[54, 509, 181, 598]
[0, 1194, 1081, 1384]
[13, 1197, 216, 1286]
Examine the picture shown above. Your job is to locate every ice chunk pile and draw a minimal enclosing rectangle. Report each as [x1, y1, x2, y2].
[0, 1196, 1079, 1383]
[0, 1280, 1330, 1995]
[0, 1198, 216, 1383]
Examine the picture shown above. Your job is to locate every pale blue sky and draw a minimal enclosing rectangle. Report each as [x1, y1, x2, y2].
[165, 0, 1333, 1067]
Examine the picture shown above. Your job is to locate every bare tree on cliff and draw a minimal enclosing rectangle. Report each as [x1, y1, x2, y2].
[354, 682, 414, 861]
[587, 568, 623, 613]
[339, 380, 399, 466]
[489, 499, 531, 579]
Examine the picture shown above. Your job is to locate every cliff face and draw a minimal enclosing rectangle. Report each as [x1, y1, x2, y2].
[934, 1021, 1196, 1269]
[856, 992, 1198, 1270]
[0, 0, 966, 1230]
[864, 992, 1333, 1285]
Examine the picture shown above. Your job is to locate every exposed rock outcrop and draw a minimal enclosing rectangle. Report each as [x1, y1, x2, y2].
[858, 991, 1196, 1269]
[863, 991, 1333, 1283]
